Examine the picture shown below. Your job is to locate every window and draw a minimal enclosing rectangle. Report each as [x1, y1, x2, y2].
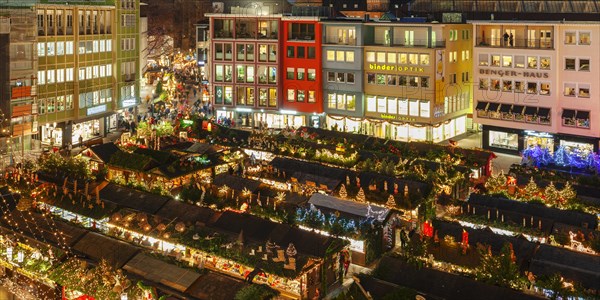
[307, 47, 315, 59]
[387, 75, 396, 85]
[409, 53, 418, 65]
[289, 23, 315, 40]
[308, 91, 315, 103]
[37, 71, 45, 85]
[515, 56, 525, 68]
[286, 46, 294, 58]
[66, 41, 73, 55]
[578, 84, 590, 98]
[540, 82, 550, 95]
[56, 42, 64, 55]
[47, 97, 55, 113]
[224, 44, 233, 61]
[528, 56, 538, 69]
[409, 100, 419, 116]
[540, 57, 550, 69]
[579, 59, 590, 71]
[297, 46, 305, 58]
[503, 80, 512, 92]
[377, 97, 386, 113]
[502, 56, 512, 67]
[565, 31, 576, 44]
[38, 99, 46, 115]
[46, 42, 55, 56]
[366, 52, 375, 63]
[565, 58, 576, 70]
[479, 78, 489, 90]
[215, 44, 223, 60]
[398, 99, 408, 115]
[490, 79, 500, 91]
[56, 69, 64, 83]
[268, 88, 277, 107]
[297, 68, 305, 80]
[336, 72, 345, 83]
[387, 98, 397, 114]
[308, 69, 316, 81]
[328, 94, 336, 109]
[420, 54, 430, 65]
[478, 54, 488, 66]
[515, 81, 524, 93]
[527, 82, 538, 94]
[579, 32, 591, 45]
[336, 51, 345, 61]
[297, 90, 305, 102]
[420, 101, 430, 118]
[268, 45, 277, 62]
[66, 68, 73, 81]
[347, 73, 355, 84]
[326, 50, 335, 61]
[345, 51, 354, 62]
[224, 86, 233, 105]
[491, 55, 500, 66]
[286, 67, 294, 80]
[421, 77, 430, 88]
[66, 95, 73, 110]
[387, 52, 396, 64]
[258, 44, 268, 62]
[449, 51, 457, 63]
[376, 52, 386, 63]
[564, 83, 576, 96]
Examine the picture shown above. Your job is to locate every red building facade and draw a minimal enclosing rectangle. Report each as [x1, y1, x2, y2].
[281, 17, 324, 128]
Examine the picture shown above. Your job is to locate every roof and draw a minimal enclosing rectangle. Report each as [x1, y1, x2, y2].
[133, 147, 176, 165]
[2, 210, 87, 247]
[308, 193, 390, 222]
[211, 210, 277, 242]
[213, 173, 262, 193]
[123, 253, 201, 292]
[271, 157, 350, 182]
[185, 142, 222, 155]
[530, 244, 600, 290]
[108, 150, 156, 171]
[184, 271, 247, 300]
[375, 256, 543, 300]
[468, 194, 598, 230]
[43, 193, 118, 220]
[155, 199, 215, 225]
[72, 232, 139, 268]
[88, 142, 122, 163]
[99, 183, 170, 214]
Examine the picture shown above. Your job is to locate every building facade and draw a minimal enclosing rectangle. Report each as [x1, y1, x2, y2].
[473, 21, 600, 155]
[360, 21, 472, 142]
[33, 0, 139, 147]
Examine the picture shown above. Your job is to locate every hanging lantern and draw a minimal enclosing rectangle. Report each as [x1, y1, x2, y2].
[175, 222, 186, 233]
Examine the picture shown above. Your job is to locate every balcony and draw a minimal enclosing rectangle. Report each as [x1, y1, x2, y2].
[369, 39, 446, 48]
[476, 37, 553, 49]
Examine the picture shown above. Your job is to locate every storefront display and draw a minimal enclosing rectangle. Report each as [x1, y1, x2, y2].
[253, 112, 305, 129]
[72, 120, 101, 144]
[489, 130, 518, 150]
[525, 131, 554, 153]
[559, 140, 594, 158]
[40, 124, 63, 146]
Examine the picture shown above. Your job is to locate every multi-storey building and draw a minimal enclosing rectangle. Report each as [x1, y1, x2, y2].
[322, 20, 365, 132]
[281, 16, 324, 128]
[360, 21, 472, 142]
[208, 9, 283, 128]
[0, 0, 141, 149]
[473, 21, 600, 155]
[0, 1, 38, 151]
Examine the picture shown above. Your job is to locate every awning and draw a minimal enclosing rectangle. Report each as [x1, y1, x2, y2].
[511, 105, 524, 114]
[475, 101, 488, 110]
[499, 104, 512, 113]
[537, 108, 550, 118]
[576, 110, 590, 120]
[487, 102, 499, 112]
[524, 106, 537, 115]
[562, 109, 575, 119]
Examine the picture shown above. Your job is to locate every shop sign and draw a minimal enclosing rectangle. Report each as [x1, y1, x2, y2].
[479, 68, 549, 78]
[368, 63, 425, 73]
[524, 130, 553, 138]
[310, 115, 320, 128]
[378, 114, 416, 122]
[87, 104, 106, 116]
[122, 98, 137, 108]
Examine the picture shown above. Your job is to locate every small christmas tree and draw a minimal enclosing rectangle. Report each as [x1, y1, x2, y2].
[338, 184, 348, 199]
[385, 194, 396, 209]
[520, 177, 539, 200]
[544, 181, 560, 205]
[355, 187, 366, 203]
[286, 243, 297, 257]
[559, 181, 577, 205]
[485, 170, 507, 193]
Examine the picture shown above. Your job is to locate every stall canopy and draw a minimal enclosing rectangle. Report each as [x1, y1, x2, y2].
[530, 244, 600, 290]
[99, 183, 170, 215]
[155, 199, 214, 225]
[87, 142, 123, 163]
[123, 253, 201, 292]
[308, 193, 390, 222]
[213, 174, 262, 193]
[185, 142, 222, 155]
[2, 210, 87, 247]
[72, 232, 140, 268]
[270, 157, 348, 190]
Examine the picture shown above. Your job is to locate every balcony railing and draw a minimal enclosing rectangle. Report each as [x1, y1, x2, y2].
[476, 37, 553, 49]
[370, 39, 446, 48]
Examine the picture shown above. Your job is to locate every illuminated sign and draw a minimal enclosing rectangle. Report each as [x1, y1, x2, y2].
[377, 114, 417, 122]
[479, 69, 549, 78]
[122, 99, 137, 108]
[524, 130, 553, 138]
[368, 63, 425, 73]
[87, 104, 107, 116]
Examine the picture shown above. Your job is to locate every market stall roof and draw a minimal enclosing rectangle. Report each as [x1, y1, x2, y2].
[133, 147, 177, 165]
[155, 199, 215, 225]
[2, 210, 87, 247]
[358, 171, 432, 200]
[123, 253, 201, 292]
[211, 210, 278, 242]
[72, 232, 139, 268]
[99, 183, 170, 215]
[213, 173, 262, 193]
[468, 194, 598, 230]
[308, 193, 390, 222]
[530, 244, 600, 290]
[373, 256, 542, 300]
[271, 157, 349, 183]
[108, 150, 157, 172]
[42, 193, 118, 220]
[268, 224, 346, 258]
[0, 226, 66, 259]
[184, 271, 247, 300]
[184, 142, 223, 155]
[87, 142, 123, 163]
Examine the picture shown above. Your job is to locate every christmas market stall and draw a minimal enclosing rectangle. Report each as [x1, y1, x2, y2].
[71, 231, 140, 268]
[99, 183, 171, 215]
[306, 193, 394, 266]
[529, 244, 600, 292]
[123, 253, 201, 293]
[77, 142, 123, 173]
[269, 157, 350, 194]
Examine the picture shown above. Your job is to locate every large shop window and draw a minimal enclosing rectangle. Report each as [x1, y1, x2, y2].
[562, 110, 590, 128]
[489, 130, 518, 150]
